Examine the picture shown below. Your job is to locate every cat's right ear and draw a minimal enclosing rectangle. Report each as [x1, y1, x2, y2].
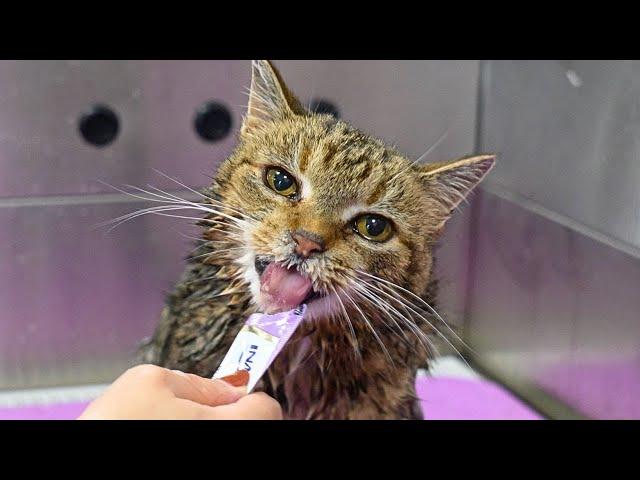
[241, 60, 306, 135]
[418, 154, 496, 226]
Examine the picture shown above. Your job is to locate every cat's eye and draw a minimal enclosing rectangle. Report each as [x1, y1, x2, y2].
[265, 167, 298, 198]
[353, 214, 393, 242]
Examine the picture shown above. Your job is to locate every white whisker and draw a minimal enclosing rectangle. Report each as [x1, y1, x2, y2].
[189, 247, 246, 261]
[356, 269, 470, 351]
[357, 274, 470, 366]
[330, 285, 362, 363]
[340, 286, 394, 364]
[348, 277, 434, 355]
[354, 279, 439, 358]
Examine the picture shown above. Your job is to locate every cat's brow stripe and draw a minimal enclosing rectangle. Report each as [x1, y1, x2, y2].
[243, 159, 269, 169]
[236, 156, 255, 168]
[342, 152, 370, 168]
[367, 178, 389, 205]
[316, 144, 340, 172]
[297, 143, 313, 173]
[355, 162, 373, 183]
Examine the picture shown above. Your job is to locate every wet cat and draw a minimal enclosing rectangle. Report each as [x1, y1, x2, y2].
[137, 60, 494, 419]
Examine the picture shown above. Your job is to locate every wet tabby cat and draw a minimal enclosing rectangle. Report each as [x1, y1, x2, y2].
[138, 60, 494, 419]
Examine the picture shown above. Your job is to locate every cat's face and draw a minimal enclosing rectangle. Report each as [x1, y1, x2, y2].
[212, 61, 494, 321]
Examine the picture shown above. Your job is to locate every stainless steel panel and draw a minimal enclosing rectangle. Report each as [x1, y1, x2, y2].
[0, 60, 477, 198]
[0, 200, 198, 390]
[432, 201, 475, 334]
[277, 60, 478, 163]
[0, 60, 248, 198]
[468, 190, 640, 419]
[468, 60, 640, 418]
[481, 60, 640, 250]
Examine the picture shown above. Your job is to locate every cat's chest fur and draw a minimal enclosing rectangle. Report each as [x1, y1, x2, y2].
[262, 334, 317, 419]
[259, 322, 424, 420]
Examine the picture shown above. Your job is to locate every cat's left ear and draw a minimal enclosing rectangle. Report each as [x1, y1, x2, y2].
[418, 154, 496, 221]
[241, 60, 307, 135]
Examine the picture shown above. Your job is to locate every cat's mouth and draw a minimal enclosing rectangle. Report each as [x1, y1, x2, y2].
[255, 258, 322, 314]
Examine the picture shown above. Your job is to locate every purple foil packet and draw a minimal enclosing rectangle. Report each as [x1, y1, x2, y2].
[212, 305, 307, 392]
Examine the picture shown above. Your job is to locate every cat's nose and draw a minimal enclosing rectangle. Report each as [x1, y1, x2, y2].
[292, 230, 325, 258]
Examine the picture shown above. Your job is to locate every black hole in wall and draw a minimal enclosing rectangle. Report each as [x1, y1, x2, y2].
[78, 105, 120, 147]
[309, 99, 340, 119]
[194, 101, 233, 142]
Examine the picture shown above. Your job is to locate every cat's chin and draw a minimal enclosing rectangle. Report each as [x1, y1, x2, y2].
[302, 294, 339, 321]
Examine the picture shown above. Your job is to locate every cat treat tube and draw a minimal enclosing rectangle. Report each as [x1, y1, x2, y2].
[212, 305, 307, 392]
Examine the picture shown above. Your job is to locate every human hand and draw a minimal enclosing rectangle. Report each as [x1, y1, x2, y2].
[77, 365, 282, 420]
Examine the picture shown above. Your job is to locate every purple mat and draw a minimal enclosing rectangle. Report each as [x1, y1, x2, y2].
[416, 377, 542, 420]
[0, 401, 89, 420]
[0, 376, 541, 420]
[536, 358, 640, 419]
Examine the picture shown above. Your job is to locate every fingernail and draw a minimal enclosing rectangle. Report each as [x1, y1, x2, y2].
[219, 369, 249, 387]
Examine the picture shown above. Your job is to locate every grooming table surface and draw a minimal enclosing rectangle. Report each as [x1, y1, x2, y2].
[0, 357, 542, 420]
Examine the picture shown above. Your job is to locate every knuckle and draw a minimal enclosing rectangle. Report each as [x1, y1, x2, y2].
[269, 401, 284, 420]
[125, 364, 166, 383]
[256, 393, 283, 419]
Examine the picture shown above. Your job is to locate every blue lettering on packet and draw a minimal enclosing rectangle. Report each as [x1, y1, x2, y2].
[244, 345, 258, 371]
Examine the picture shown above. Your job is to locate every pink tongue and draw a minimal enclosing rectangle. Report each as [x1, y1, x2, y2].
[260, 263, 313, 312]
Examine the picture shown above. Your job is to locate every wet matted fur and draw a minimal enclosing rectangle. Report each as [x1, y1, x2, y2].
[137, 60, 494, 419]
